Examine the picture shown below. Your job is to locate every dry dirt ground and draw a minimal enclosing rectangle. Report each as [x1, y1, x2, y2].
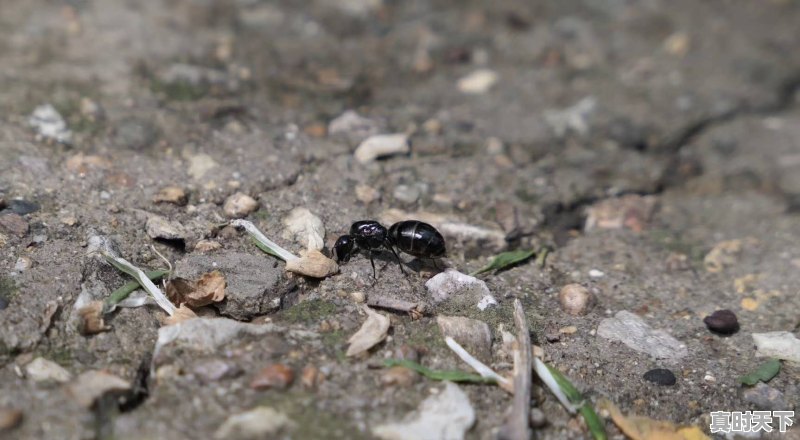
[1, 1, 800, 439]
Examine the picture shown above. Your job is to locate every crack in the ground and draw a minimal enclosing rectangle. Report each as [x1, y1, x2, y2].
[542, 72, 800, 243]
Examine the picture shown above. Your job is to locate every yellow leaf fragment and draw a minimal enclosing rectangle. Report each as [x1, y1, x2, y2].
[598, 399, 710, 440]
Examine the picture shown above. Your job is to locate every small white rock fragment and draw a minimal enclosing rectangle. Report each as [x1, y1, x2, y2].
[67, 371, 131, 408]
[145, 215, 186, 241]
[588, 269, 605, 278]
[476, 295, 498, 311]
[29, 104, 72, 144]
[14, 257, 32, 272]
[354, 134, 410, 164]
[346, 306, 391, 357]
[25, 357, 72, 383]
[544, 96, 597, 137]
[214, 406, 292, 440]
[282, 207, 325, 251]
[752, 331, 800, 363]
[597, 311, 688, 360]
[425, 269, 491, 306]
[373, 382, 475, 440]
[328, 110, 382, 143]
[223, 192, 258, 218]
[457, 69, 498, 94]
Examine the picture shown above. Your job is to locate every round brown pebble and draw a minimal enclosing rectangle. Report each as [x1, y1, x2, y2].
[380, 366, 417, 387]
[300, 365, 322, 389]
[703, 309, 739, 335]
[558, 284, 594, 316]
[250, 363, 294, 390]
[223, 192, 258, 218]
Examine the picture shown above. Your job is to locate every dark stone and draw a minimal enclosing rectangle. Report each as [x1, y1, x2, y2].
[643, 368, 677, 386]
[0, 296, 8, 310]
[703, 309, 739, 335]
[8, 199, 39, 215]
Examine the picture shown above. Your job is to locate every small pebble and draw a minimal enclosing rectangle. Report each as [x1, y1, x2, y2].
[300, 365, 322, 389]
[14, 257, 32, 272]
[153, 186, 188, 205]
[703, 309, 739, 335]
[192, 359, 241, 383]
[145, 215, 186, 241]
[194, 240, 222, 253]
[381, 366, 417, 387]
[529, 408, 547, 428]
[558, 284, 594, 316]
[588, 269, 605, 278]
[0, 213, 29, 237]
[250, 363, 294, 390]
[29, 104, 72, 144]
[457, 69, 498, 94]
[223, 192, 258, 218]
[8, 200, 39, 215]
[355, 184, 380, 204]
[559, 325, 578, 335]
[393, 184, 421, 204]
[354, 133, 410, 164]
[350, 291, 366, 303]
[25, 357, 72, 383]
[0, 406, 22, 431]
[0, 296, 8, 310]
[643, 368, 676, 386]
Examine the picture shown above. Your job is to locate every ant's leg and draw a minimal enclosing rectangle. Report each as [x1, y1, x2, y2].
[387, 245, 408, 276]
[432, 258, 441, 270]
[369, 251, 377, 279]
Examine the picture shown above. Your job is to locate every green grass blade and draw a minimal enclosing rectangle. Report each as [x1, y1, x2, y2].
[543, 363, 607, 440]
[470, 249, 536, 276]
[104, 269, 169, 313]
[383, 359, 497, 385]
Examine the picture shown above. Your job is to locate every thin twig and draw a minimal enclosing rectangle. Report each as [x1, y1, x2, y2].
[445, 336, 513, 393]
[505, 299, 533, 440]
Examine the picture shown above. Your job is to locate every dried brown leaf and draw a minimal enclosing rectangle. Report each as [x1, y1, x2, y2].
[78, 301, 111, 335]
[165, 271, 226, 307]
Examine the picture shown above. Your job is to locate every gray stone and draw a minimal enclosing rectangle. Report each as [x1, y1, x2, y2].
[425, 269, 495, 312]
[173, 252, 293, 320]
[597, 311, 688, 361]
[113, 117, 159, 151]
[742, 383, 791, 412]
[436, 316, 492, 362]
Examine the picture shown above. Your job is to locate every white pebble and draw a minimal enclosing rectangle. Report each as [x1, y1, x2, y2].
[354, 133, 410, 164]
[457, 69, 498, 94]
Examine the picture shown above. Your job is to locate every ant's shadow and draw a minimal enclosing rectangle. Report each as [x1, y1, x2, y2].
[368, 250, 447, 275]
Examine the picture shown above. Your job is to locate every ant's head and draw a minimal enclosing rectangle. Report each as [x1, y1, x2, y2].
[333, 235, 356, 263]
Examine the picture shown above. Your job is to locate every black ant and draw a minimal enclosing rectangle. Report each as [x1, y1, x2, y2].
[333, 220, 446, 278]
